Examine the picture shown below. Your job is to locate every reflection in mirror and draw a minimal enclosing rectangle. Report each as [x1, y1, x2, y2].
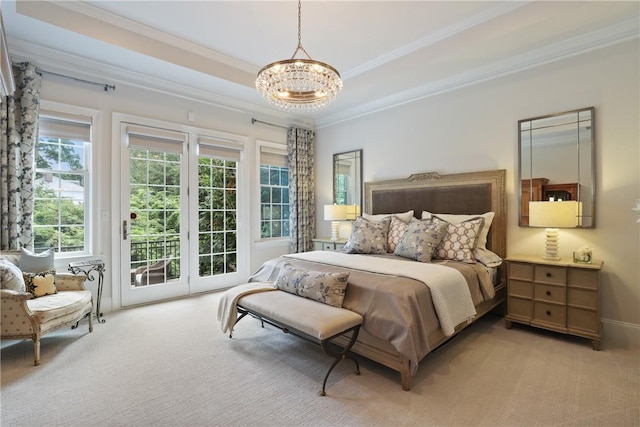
[333, 149, 362, 215]
[519, 107, 595, 228]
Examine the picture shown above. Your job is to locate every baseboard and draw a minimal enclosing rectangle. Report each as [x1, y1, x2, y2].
[601, 318, 640, 350]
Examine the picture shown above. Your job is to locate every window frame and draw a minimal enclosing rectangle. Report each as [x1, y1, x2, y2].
[36, 101, 100, 259]
[256, 140, 290, 243]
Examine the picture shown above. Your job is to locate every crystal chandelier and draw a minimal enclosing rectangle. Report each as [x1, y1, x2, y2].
[255, 0, 342, 111]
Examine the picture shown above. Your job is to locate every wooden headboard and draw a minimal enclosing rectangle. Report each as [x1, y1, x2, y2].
[365, 169, 507, 258]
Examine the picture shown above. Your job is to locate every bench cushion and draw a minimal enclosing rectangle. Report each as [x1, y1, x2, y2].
[239, 290, 363, 341]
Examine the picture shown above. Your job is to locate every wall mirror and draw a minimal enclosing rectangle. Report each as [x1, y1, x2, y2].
[333, 149, 362, 212]
[519, 107, 595, 228]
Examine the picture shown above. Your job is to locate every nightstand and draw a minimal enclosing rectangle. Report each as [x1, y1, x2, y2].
[312, 238, 347, 251]
[505, 255, 603, 350]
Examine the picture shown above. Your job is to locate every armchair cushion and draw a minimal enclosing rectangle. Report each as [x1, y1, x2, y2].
[23, 269, 58, 297]
[0, 259, 26, 292]
[28, 290, 92, 324]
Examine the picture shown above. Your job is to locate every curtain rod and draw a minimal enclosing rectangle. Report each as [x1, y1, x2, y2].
[251, 118, 288, 130]
[40, 69, 116, 92]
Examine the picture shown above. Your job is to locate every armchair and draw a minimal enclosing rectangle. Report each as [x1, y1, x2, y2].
[1, 251, 93, 365]
[134, 255, 173, 286]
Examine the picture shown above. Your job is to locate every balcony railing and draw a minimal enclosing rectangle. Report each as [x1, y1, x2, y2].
[130, 238, 180, 280]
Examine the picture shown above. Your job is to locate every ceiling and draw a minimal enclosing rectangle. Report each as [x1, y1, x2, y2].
[3, 1, 639, 128]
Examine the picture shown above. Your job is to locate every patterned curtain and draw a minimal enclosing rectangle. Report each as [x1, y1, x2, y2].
[287, 127, 315, 253]
[0, 62, 42, 251]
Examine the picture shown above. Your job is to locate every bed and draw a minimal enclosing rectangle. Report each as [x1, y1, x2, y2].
[251, 169, 507, 391]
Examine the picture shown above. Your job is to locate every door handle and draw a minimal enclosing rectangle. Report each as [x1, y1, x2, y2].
[123, 220, 128, 240]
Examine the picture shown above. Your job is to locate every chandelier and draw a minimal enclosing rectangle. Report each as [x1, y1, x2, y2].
[255, 0, 342, 111]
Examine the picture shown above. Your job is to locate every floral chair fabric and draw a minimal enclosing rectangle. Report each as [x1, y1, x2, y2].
[0, 251, 93, 365]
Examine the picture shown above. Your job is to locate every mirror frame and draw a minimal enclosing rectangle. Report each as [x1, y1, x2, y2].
[333, 149, 363, 209]
[518, 107, 596, 228]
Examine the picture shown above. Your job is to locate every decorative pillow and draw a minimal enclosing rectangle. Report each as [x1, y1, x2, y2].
[422, 211, 495, 250]
[363, 210, 414, 224]
[431, 216, 484, 263]
[23, 269, 57, 297]
[0, 259, 26, 292]
[344, 216, 391, 254]
[275, 263, 350, 307]
[19, 248, 55, 274]
[387, 215, 410, 253]
[394, 219, 448, 263]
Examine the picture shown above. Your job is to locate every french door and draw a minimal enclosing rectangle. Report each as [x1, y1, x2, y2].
[118, 121, 246, 307]
[120, 124, 190, 306]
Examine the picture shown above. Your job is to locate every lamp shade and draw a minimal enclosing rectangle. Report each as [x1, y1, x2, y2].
[324, 204, 348, 221]
[345, 205, 361, 220]
[529, 201, 580, 228]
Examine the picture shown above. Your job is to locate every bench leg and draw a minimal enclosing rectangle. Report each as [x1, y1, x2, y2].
[319, 326, 361, 396]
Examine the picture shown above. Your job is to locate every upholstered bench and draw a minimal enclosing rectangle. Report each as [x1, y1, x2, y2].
[231, 289, 363, 396]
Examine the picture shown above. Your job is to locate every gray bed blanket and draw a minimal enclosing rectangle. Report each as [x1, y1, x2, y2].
[249, 251, 492, 374]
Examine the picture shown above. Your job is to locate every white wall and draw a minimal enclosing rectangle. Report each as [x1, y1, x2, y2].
[316, 40, 640, 349]
[40, 77, 291, 311]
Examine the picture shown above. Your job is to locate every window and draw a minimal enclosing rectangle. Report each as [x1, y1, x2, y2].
[197, 137, 241, 277]
[34, 110, 92, 254]
[259, 143, 289, 239]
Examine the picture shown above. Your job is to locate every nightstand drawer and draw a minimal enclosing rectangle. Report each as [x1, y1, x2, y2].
[509, 262, 533, 281]
[509, 279, 533, 298]
[508, 296, 532, 319]
[567, 306, 599, 334]
[568, 269, 599, 290]
[534, 265, 566, 286]
[533, 302, 566, 327]
[568, 287, 598, 309]
[534, 284, 566, 303]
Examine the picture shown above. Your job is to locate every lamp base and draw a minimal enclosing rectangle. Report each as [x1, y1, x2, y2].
[330, 221, 340, 241]
[542, 227, 561, 261]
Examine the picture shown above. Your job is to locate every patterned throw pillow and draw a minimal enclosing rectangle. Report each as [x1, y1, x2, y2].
[23, 269, 58, 297]
[19, 248, 55, 274]
[0, 259, 26, 292]
[432, 216, 484, 263]
[275, 263, 350, 307]
[344, 216, 391, 254]
[394, 219, 448, 263]
[387, 215, 410, 253]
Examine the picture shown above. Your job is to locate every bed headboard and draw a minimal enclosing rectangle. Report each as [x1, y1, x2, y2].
[365, 169, 507, 258]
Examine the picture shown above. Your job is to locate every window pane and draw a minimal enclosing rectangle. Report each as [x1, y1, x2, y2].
[198, 156, 238, 278]
[35, 117, 90, 255]
[259, 163, 290, 239]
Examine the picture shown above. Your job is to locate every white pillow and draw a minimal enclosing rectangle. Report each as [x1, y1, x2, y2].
[473, 247, 503, 268]
[0, 259, 26, 292]
[363, 210, 414, 224]
[19, 248, 55, 274]
[422, 211, 495, 250]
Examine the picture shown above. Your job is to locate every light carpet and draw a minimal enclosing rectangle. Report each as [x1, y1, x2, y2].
[1, 291, 638, 427]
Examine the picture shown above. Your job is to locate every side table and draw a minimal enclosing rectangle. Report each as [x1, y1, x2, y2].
[69, 259, 106, 323]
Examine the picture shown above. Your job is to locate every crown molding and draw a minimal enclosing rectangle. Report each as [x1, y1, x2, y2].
[317, 18, 640, 129]
[343, 1, 530, 80]
[27, 1, 258, 75]
[9, 39, 316, 128]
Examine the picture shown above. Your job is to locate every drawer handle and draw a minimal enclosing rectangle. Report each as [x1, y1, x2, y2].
[546, 310, 552, 316]
[546, 272, 552, 278]
[545, 290, 551, 296]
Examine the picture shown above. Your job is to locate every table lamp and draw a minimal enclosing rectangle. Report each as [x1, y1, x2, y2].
[529, 201, 580, 260]
[345, 204, 361, 220]
[324, 204, 348, 241]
